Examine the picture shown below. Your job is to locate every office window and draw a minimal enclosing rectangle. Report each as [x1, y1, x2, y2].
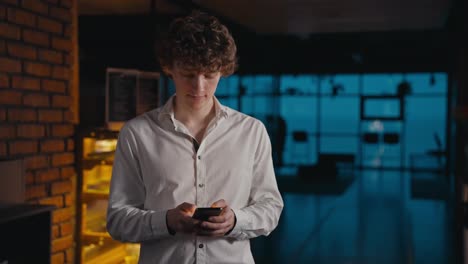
[405, 96, 446, 168]
[280, 75, 318, 94]
[320, 97, 359, 133]
[320, 136, 358, 154]
[406, 73, 447, 95]
[362, 74, 404, 95]
[319, 74, 360, 95]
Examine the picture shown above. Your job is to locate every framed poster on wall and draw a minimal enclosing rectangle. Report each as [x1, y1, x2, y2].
[106, 68, 161, 131]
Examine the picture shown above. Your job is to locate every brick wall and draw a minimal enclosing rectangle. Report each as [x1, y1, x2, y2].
[0, 0, 76, 263]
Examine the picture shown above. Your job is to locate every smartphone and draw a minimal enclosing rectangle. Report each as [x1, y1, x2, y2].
[192, 207, 223, 221]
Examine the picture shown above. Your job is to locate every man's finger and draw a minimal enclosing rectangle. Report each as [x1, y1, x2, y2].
[199, 220, 230, 231]
[208, 213, 231, 223]
[179, 202, 197, 214]
[211, 199, 226, 208]
[220, 205, 231, 215]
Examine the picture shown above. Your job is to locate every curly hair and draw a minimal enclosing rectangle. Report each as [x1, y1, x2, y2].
[157, 11, 238, 76]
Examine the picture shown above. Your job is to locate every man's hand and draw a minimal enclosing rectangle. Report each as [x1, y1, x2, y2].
[196, 199, 236, 237]
[166, 202, 200, 234]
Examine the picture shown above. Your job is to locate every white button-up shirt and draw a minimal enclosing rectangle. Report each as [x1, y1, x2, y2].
[107, 96, 284, 264]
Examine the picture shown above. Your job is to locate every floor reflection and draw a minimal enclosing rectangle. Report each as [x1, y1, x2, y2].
[251, 170, 454, 264]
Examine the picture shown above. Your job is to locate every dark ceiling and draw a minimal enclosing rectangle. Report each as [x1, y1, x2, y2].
[79, 0, 454, 36]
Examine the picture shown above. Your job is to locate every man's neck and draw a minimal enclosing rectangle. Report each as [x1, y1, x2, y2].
[174, 97, 216, 128]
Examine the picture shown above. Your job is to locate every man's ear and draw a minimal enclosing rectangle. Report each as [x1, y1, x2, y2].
[161, 66, 173, 79]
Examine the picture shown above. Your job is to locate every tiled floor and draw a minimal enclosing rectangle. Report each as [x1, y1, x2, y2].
[251, 170, 455, 264]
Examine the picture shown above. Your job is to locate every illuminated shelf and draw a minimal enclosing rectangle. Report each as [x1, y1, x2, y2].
[82, 159, 113, 170]
[82, 190, 109, 202]
[78, 129, 139, 263]
[83, 243, 126, 264]
[81, 231, 113, 245]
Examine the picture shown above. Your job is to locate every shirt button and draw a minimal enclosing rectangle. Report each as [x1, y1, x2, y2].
[198, 155, 201, 160]
[199, 244, 204, 248]
[198, 183, 204, 188]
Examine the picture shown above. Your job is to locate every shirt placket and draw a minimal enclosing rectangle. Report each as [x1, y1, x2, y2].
[171, 114, 222, 264]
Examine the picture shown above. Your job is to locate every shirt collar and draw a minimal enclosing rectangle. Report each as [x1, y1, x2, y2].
[157, 95, 229, 123]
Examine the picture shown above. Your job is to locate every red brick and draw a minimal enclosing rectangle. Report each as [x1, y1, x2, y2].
[9, 140, 37, 155]
[52, 225, 60, 239]
[38, 17, 62, 34]
[52, 124, 74, 137]
[24, 62, 51, 77]
[63, 109, 75, 122]
[0, 125, 15, 139]
[61, 166, 75, 179]
[52, 66, 70, 80]
[24, 155, 49, 169]
[35, 168, 60, 183]
[38, 109, 62, 122]
[23, 29, 49, 46]
[8, 108, 36, 122]
[52, 152, 74, 166]
[0, 23, 21, 39]
[39, 195, 64, 208]
[7, 43, 37, 59]
[7, 8, 36, 27]
[0, 6, 5, 20]
[17, 124, 45, 138]
[51, 37, 71, 52]
[52, 94, 71, 108]
[50, 6, 71, 23]
[25, 184, 47, 199]
[23, 93, 50, 107]
[42, 79, 66, 93]
[38, 49, 62, 64]
[0, 40, 5, 54]
[64, 54, 71, 65]
[0, 57, 21, 73]
[41, 139, 65, 153]
[60, 221, 73, 236]
[66, 138, 74, 151]
[0, 142, 6, 157]
[25, 171, 34, 184]
[11, 76, 40, 90]
[0, 109, 6, 121]
[52, 207, 72, 223]
[51, 180, 72, 195]
[60, 0, 72, 8]
[1, 0, 19, 5]
[22, 0, 48, 15]
[51, 235, 72, 253]
[64, 193, 72, 207]
[64, 23, 71, 38]
[0, 90, 22, 105]
[50, 252, 65, 264]
[0, 74, 8, 88]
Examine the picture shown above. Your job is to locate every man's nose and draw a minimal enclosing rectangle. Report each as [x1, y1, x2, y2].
[191, 75, 205, 90]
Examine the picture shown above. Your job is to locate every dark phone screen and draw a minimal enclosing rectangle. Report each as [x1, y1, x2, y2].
[192, 207, 222, 221]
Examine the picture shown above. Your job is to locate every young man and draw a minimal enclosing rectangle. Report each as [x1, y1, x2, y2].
[107, 11, 283, 264]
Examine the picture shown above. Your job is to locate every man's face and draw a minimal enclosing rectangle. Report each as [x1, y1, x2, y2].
[166, 64, 221, 111]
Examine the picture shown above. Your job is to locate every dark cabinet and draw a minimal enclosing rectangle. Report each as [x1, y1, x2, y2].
[0, 204, 55, 264]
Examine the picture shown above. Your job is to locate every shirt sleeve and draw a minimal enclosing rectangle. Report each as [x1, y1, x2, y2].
[106, 124, 171, 243]
[226, 122, 284, 240]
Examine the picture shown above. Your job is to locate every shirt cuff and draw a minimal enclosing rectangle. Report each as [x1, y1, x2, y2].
[225, 208, 249, 239]
[150, 210, 174, 238]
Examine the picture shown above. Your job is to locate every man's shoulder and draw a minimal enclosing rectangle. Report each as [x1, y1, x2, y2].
[225, 107, 265, 128]
[121, 108, 160, 134]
